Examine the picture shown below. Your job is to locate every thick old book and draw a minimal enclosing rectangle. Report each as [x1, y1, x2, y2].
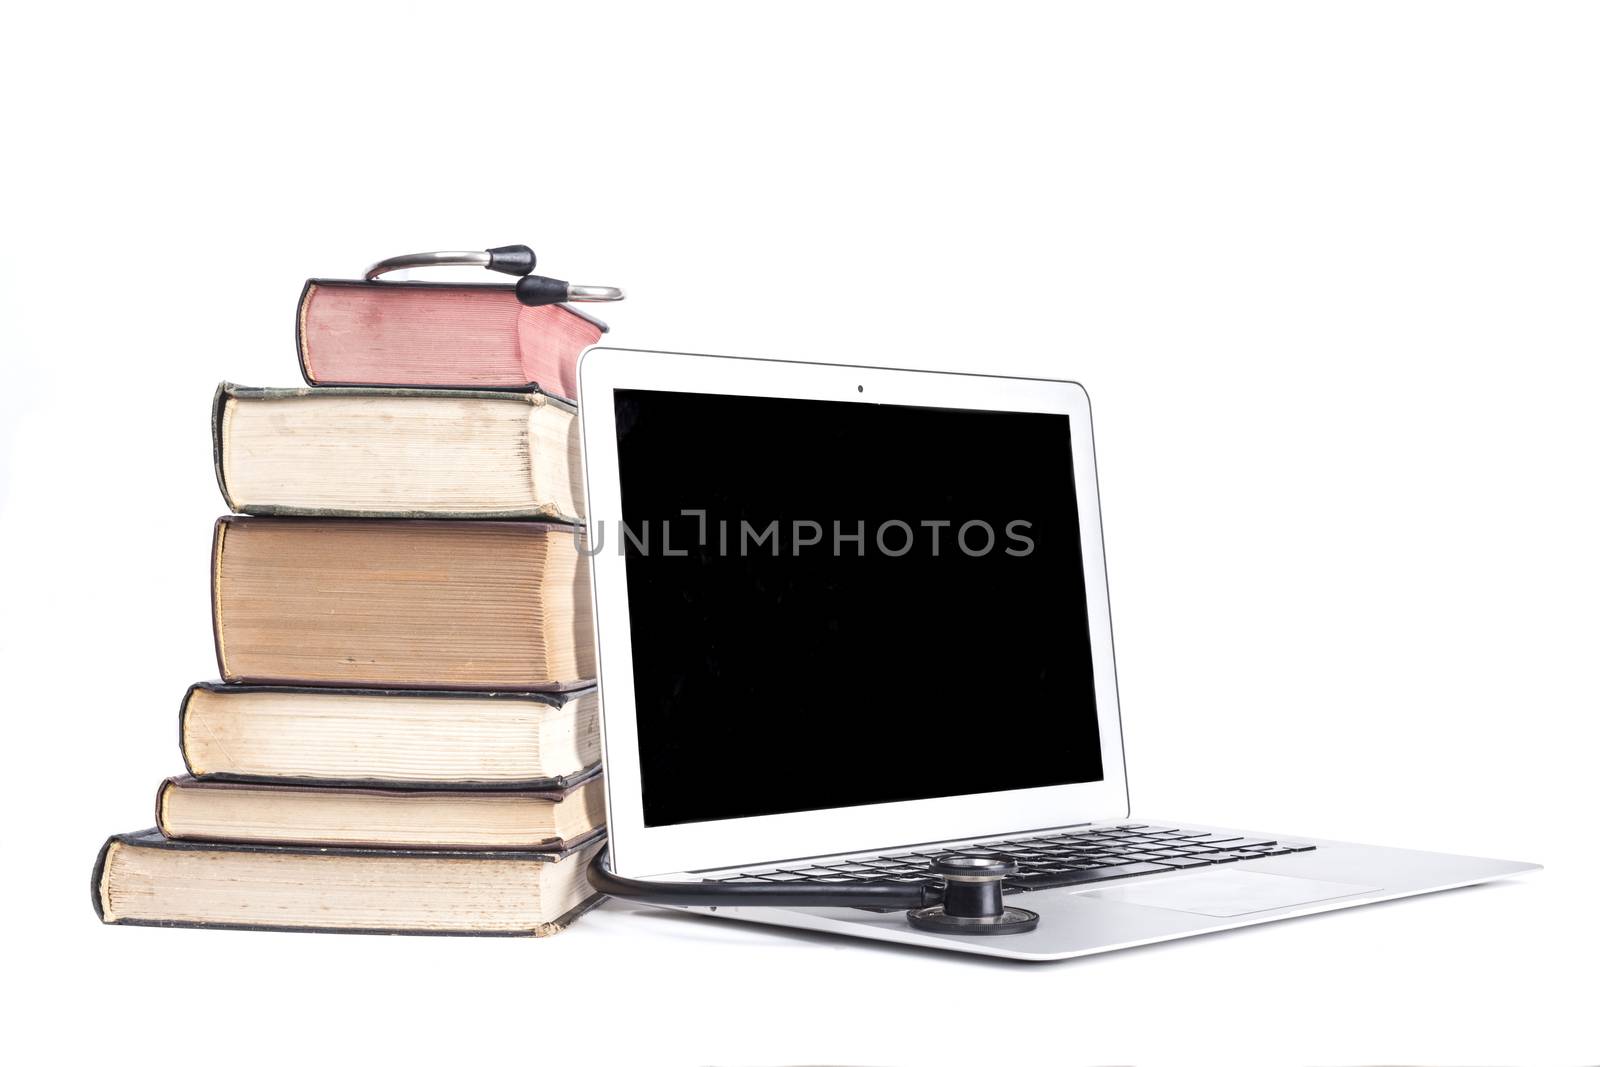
[297, 279, 606, 397]
[180, 682, 600, 788]
[213, 384, 583, 520]
[93, 829, 603, 935]
[212, 517, 595, 690]
[156, 774, 606, 850]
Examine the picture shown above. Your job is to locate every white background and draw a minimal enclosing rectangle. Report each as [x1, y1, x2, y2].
[2, 2, 1595, 1063]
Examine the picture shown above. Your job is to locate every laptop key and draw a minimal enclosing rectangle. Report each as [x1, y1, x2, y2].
[1007, 862, 1174, 890]
[735, 831, 1319, 894]
[781, 870, 859, 882]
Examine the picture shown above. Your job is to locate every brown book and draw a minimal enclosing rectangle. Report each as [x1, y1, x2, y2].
[180, 682, 599, 788]
[156, 774, 606, 851]
[297, 279, 606, 399]
[93, 829, 603, 936]
[211, 517, 594, 690]
[212, 383, 583, 521]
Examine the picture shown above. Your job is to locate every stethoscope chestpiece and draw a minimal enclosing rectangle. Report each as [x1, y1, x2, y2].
[906, 853, 1040, 935]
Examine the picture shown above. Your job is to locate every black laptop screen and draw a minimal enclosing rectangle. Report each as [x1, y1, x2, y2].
[612, 387, 1104, 827]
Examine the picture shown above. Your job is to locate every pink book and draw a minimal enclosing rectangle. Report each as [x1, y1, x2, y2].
[296, 280, 608, 399]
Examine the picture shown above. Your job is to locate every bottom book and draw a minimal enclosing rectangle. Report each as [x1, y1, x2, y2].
[92, 829, 604, 936]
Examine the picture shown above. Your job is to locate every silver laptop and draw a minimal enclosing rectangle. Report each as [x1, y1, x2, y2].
[576, 347, 1537, 961]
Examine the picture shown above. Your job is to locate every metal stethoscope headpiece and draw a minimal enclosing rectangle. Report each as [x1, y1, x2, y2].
[365, 244, 624, 308]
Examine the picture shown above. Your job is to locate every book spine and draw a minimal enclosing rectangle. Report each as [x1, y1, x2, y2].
[89, 834, 114, 922]
[209, 517, 228, 682]
[211, 383, 239, 513]
[153, 778, 176, 837]
[294, 279, 316, 386]
[177, 682, 201, 779]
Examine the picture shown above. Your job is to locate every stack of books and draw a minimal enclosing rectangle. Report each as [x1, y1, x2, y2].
[93, 272, 613, 936]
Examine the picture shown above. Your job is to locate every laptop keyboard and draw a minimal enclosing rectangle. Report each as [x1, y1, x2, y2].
[701, 824, 1316, 895]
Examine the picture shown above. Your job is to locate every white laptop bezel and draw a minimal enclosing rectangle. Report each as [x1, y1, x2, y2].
[578, 347, 1129, 877]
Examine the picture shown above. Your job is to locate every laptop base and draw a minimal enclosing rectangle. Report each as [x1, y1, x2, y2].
[652, 821, 1538, 961]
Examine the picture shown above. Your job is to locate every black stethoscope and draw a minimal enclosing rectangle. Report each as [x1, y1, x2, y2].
[371, 245, 1035, 935]
[588, 846, 1041, 936]
[366, 244, 624, 307]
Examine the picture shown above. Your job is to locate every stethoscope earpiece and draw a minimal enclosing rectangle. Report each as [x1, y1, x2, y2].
[364, 245, 624, 307]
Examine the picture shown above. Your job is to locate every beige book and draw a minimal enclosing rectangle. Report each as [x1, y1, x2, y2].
[93, 829, 604, 936]
[157, 773, 606, 851]
[213, 383, 584, 520]
[211, 517, 594, 689]
[180, 683, 599, 787]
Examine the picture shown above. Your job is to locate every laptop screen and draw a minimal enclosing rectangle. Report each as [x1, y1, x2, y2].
[613, 387, 1104, 827]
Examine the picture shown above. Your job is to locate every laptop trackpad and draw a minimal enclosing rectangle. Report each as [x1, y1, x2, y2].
[1080, 870, 1377, 917]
